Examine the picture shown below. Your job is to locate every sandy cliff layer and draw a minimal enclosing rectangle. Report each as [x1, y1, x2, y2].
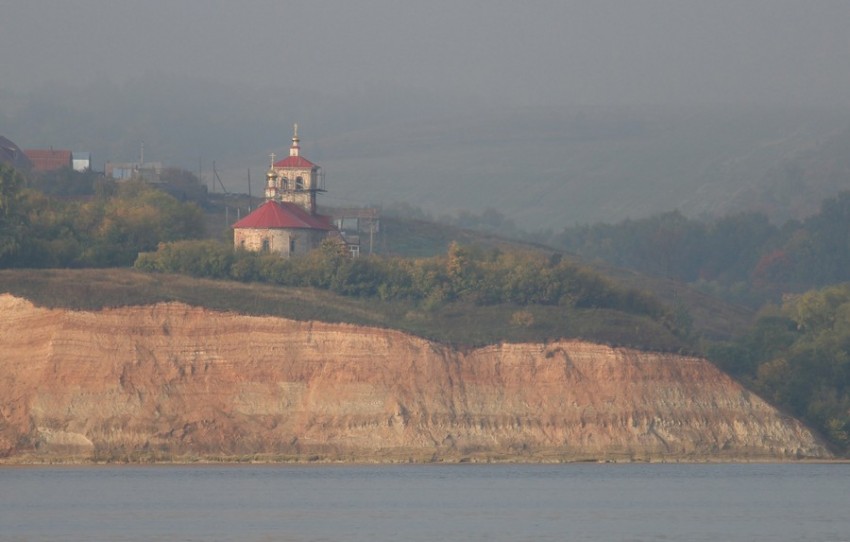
[0, 294, 829, 462]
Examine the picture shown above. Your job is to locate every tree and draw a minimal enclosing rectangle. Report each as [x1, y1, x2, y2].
[0, 163, 26, 264]
[77, 180, 206, 266]
[709, 283, 850, 453]
[28, 167, 107, 197]
[799, 192, 850, 284]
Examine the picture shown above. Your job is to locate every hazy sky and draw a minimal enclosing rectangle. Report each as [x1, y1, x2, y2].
[3, 0, 850, 109]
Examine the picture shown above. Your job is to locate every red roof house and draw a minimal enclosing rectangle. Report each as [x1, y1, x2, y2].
[23, 149, 72, 172]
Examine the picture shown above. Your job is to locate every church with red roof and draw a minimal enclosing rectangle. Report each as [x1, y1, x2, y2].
[233, 125, 351, 257]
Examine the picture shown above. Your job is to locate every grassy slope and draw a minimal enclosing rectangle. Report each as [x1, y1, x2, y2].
[375, 216, 755, 342]
[0, 268, 684, 352]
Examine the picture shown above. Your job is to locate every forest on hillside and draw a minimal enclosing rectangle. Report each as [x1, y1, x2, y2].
[426, 191, 850, 310]
[0, 164, 205, 268]
[550, 194, 850, 308]
[708, 286, 850, 451]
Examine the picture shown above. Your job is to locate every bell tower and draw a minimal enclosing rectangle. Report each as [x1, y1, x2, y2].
[264, 124, 323, 214]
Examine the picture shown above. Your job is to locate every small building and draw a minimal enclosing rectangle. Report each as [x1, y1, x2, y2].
[72, 152, 92, 172]
[23, 148, 72, 172]
[328, 207, 381, 256]
[233, 125, 355, 257]
[105, 161, 163, 181]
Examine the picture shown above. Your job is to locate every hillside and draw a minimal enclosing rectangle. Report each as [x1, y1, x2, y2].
[0, 294, 828, 463]
[728, 125, 850, 223]
[367, 216, 754, 342]
[5, 78, 849, 229]
[319, 106, 849, 229]
[0, 268, 685, 352]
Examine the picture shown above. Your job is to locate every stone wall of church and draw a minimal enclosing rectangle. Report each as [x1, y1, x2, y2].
[234, 227, 327, 257]
[294, 229, 329, 255]
[234, 228, 291, 256]
[283, 190, 314, 214]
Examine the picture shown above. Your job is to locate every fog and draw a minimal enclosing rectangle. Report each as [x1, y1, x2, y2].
[5, 1, 850, 107]
[3, 1, 850, 227]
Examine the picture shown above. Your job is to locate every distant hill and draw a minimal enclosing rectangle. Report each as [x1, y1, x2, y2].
[317, 106, 850, 229]
[4, 78, 848, 229]
[726, 125, 850, 223]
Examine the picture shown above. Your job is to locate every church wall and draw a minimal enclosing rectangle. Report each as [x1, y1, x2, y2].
[295, 229, 330, 255]
[234, 228, 291, 256]
[286, 191, 315, 213]
[234, 227, 328, 257]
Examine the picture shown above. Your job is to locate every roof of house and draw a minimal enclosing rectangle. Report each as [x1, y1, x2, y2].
[232, 200, 335, 231]
[23, 149, 72, 172]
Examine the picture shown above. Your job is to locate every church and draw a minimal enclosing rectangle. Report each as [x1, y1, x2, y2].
[232, 125, 351, 257]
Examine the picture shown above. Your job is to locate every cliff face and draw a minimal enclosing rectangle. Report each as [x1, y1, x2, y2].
[0, 294, 829, 462]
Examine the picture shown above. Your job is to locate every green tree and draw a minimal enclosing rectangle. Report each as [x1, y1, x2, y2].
[28, 167, 108, 197]
[710, 284, 850, 453]
[81, 181, 205, 266]
[0, 163, 26, 264]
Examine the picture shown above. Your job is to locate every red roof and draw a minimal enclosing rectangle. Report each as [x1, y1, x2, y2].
[23, 149, 72, 172]
[232, 201, 334, 231]
[273, 155, 317, 168]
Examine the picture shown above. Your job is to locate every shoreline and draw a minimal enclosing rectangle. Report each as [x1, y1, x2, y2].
[3, 453, 846, 467]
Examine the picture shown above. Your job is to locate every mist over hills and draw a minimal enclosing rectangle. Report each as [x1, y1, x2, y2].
[3, 77, 849, 229]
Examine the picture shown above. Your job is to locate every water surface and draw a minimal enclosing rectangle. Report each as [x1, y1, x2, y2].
[1, 463, 848, 542]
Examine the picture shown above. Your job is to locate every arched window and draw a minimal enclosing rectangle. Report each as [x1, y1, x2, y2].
[261, 238, 270, 252]
[281, 177, 289, 190]
[295, 176, 304, 190]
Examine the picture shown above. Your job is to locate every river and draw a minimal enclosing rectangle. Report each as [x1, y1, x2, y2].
[1, 463, 848, 541]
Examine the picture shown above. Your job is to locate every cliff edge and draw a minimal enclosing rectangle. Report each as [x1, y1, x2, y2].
[0, 294, 829, 462]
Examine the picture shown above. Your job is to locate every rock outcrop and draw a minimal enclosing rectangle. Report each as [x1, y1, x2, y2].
[0, 294, 829, 462]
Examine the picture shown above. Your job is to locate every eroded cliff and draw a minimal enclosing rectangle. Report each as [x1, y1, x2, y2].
[0, 294, 829, 462]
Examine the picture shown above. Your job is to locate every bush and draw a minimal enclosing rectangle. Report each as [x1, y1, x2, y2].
[136, 241, 674, 333]
[511, 310, 535, 328]
[135, 240, 233, 278]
